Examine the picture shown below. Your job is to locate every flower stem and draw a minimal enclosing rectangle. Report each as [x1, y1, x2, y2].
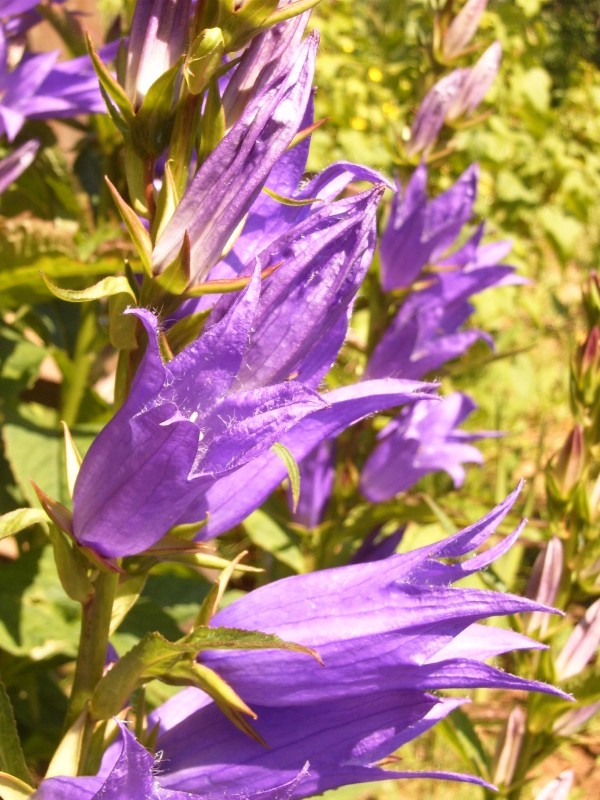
[65, 570, 119, 771]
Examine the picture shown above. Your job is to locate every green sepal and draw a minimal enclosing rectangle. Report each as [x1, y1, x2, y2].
[62, 421, 82, 499]
[0, 508, 47, 541]
[150, 232, 191, 297]
[105, 178, 153, 275]
[90, 626, 320, 720]
[40, 272, 137, 304]
[262, 186, 322, 207]
[263, 0, 322, 27]
[123, 144, 152, 217]
[108, 291, 138, 351]
[0, 773, 34, 800]
[198, 77, 225, 164]
[184, 261, 281, 297]
[31, 481, 73, 535]
[166, 309, 211, 355]
[86, 33, 134, 125]
[44, 708, 86, 779]
[195, 551, 247, 626]
[152, 160, 181, 243]
[272, 442, 301, 512]
[133, 57, 184, 156]
[0, 679, 33, 785]
[48, 526, 94, 604]
[185, 28, 225, 95]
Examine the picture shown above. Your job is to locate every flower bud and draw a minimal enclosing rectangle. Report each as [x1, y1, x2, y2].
[534, 770, 574, 800]
[524, 537, 563, 636]
[446, 41, 501, 121]
[555, 598, 600, 681]
[546, 424, 585, 503]
[125, 0, 192, 108]
[582, 270, 600, 326]
[442, 0, 489, 61]
[572, 326, 600, 408]
[492, 705, 526, 788]
[553, 701, 600, 737]
[406, 69, 467, 156]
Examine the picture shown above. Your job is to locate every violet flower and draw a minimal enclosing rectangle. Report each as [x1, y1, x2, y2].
[72, 190, 432, 557]
[361, 393, 491, 502]
[36, 488, 566, 799]
[442, 0, 489, 61]
[125, 0, 192, 107]
[0, 137, 38, 192]
[290, 439, 335, 528]
[0, 23, 112, 140]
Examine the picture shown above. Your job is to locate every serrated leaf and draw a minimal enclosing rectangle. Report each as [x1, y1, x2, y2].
[272, 442, 301, 512]
[91, 626, 318, 719]
[0, 679, 33, 784]
[41, 272, 136, 303]
[243, 509, 305, 573]
[0, 508, 47, 541]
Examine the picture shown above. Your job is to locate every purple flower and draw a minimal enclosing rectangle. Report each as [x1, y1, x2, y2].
[0, 23, 111, 140]
[360, 393, 492, 501]
[37, 488, 565, 799]
[446, 41, 502, 122]
[72, 191, 431, 557]
[125, 0, 193, 107]
[0, 137, 38, 192]
[379, 162, 478, 291]
[442, 0, 489, 60]
[290, 439, 335, 528]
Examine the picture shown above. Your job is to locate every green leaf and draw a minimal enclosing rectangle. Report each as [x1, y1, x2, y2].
[165, 309, 211, 355]
[438, 707, 491, 779]
[92, 626, 318, 719]
[105, 178, 153, 275]
[0, 508, 47, 541]
[0, 544, 80, 658]
[133, 57, 184, 156]
[86, 33, 134, 125]
[41, 273, 136, 303]
[243, 509, 305, 573]
[0, 773, 34, 800]
[0, 679, 33, 784]
[272, 442, 301, 512]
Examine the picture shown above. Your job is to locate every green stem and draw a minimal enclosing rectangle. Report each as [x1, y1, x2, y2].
[505, 727, 537, 800]
[61, 303, 97, 428]
[66, 570, 119, 771]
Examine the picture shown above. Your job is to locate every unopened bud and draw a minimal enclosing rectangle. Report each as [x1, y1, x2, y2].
[406, 69, 467, 156]
[555, 598, 600, 681]
[443, 0, 489, 61]
[184, 28, 225, 95]
[524, 537, 563, 636]
[583, 271, 600, 326]
[547, 424, 585, 502]
[446, 41, 501, 121]
[492, 705, 526, 788]
[572, 326, 600, 407]
[553, 701, 600, 737]
[534, 769, 574, 800]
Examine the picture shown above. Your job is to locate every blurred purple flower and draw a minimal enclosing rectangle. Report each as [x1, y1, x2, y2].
[446, 41, 502, 122]
[290, 439, 335, 528]
[442, 0, 489, 60]
[0, 23, 113, 140]
[0, 137, 38, 191]
[379, 162, 478, 291]
[361, 393, 492, 502]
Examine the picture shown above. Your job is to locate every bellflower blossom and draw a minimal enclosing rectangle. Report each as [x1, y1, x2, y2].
[0, 21, 113, 140]
[36, 488, 567, 799]
[72, 191, 433, 557]
[361, 393, 491, 501]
